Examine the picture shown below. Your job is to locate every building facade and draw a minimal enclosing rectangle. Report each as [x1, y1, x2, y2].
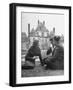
[28, 20, 55, 50]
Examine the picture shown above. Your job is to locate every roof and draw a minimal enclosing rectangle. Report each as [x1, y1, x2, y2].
[30, 21, 49, 37]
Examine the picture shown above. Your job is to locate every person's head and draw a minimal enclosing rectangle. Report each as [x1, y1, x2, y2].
[53, 36, 60, 46]
[50, 38, 53, 44]
[50, 38, 54, 47]
[32, 40, 39, 47]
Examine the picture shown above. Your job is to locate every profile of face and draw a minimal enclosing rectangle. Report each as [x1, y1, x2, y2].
[50, 38, 54, 47]
[53, 39, 57, 46]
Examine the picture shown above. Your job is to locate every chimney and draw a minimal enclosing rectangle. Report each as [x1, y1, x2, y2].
[43, 21, 45, 25]
[28, 24, 30, 37]
[53, 27, 55, 33]
[38, 20, 39, 25]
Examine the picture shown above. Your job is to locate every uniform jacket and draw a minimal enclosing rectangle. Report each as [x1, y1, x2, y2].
[45, 45, 64, 69]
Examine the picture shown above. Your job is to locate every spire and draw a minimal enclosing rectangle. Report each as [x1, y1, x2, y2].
[53, 27, 55, 33]
[38, 20, 39, 25]
[28, 24, 30, 37]
[43, 21, 45, 26]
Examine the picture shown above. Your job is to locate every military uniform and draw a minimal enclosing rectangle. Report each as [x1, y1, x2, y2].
[43, 45, 64, 70]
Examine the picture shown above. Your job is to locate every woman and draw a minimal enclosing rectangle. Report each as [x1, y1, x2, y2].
[22, 40, 43, 69]
[43, 36, 64, 70]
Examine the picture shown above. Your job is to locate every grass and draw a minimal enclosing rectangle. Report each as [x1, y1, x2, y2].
[21, 61, 64, 77]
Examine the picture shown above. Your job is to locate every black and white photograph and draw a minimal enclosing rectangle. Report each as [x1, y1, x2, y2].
[21, 12, 64, 77]
[10, 3, 71, 86]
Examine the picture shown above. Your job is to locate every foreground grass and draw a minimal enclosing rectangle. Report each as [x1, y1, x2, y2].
[21, 61, 64, 77]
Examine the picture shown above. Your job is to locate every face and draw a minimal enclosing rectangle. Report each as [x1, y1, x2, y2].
[53, 39, 57, 46]
[50, 39, 55, 47]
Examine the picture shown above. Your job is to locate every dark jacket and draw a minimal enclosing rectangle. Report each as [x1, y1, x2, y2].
[44, 45, 64, 70]
[47, 47, 52, 55]
[25, 45, 43, 66]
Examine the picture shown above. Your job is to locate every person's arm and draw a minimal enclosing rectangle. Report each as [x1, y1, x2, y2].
[45, 47, 59, 62]
[25, 55, 33, 60]
[37, 49, 44, 66]
[25, 46, 34, 60]
[47, 47, 52, 55]
[39, 53, 44, 66]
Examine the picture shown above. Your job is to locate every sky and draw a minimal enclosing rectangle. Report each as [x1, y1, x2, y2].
[22, 12, 65, 36]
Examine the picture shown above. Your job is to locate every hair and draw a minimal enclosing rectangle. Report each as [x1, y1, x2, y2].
[54, 36, 60, 41]
[53, 36, 61, 44]
[50, 38, 53, 42]
[33, 40, 39, 47]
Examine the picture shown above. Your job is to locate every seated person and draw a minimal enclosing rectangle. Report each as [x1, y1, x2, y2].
[43, 36, 64, 70]
[43, 38, 54, 63]
[46, 38, 54, 55]
[46, 47, 52, 55]
[22, 40, 43, 69]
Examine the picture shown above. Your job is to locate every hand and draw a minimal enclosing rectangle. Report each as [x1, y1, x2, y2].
[33, 56, 39, 59]
[33, 56, 37, 59]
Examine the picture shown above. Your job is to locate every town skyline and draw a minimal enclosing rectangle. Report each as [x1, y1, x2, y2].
[21, 12, 65, 36]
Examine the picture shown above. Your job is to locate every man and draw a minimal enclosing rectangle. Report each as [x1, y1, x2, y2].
[43, 36, 64, 70]
[46, 38, 54, 55]
[22, 40, 43, 69]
